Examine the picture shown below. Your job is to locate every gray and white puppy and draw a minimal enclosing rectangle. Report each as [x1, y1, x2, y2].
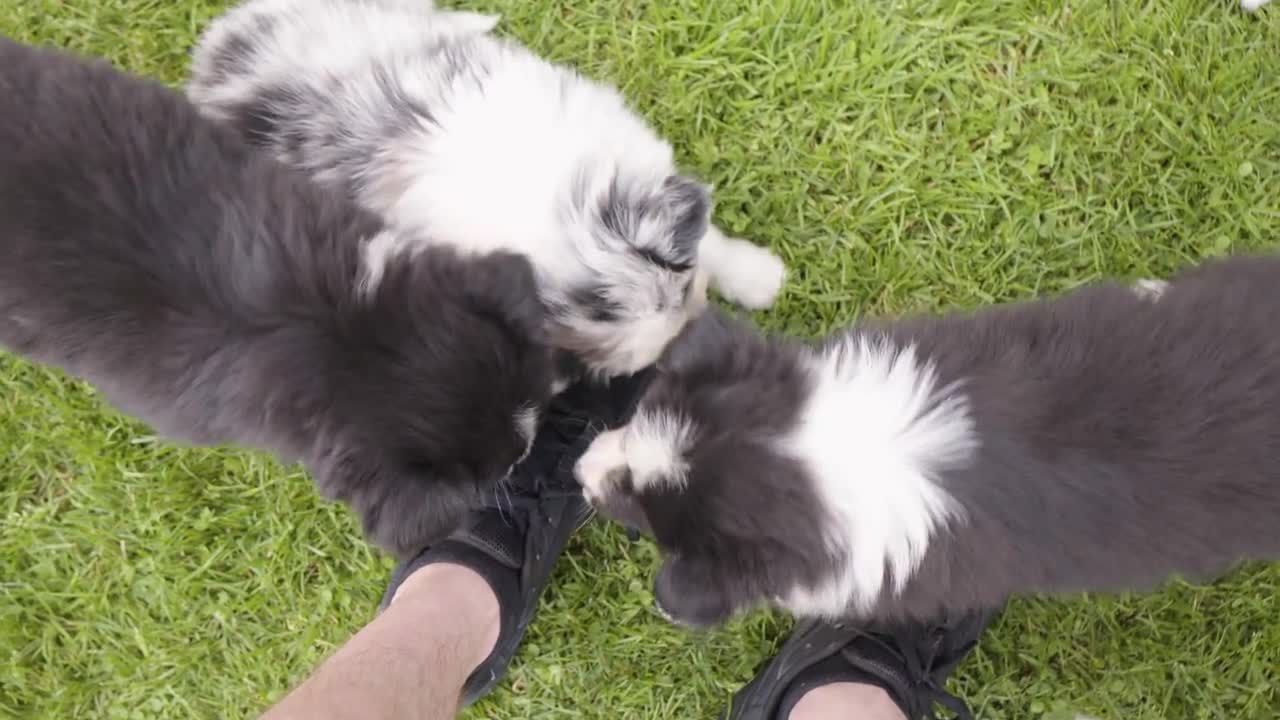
[0, 36, 554, 558]
[577, 255, 1280, 627]
[187, 0, 787, 379]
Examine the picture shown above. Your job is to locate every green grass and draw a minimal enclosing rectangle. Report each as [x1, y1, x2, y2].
[1, 0, 1278, 718]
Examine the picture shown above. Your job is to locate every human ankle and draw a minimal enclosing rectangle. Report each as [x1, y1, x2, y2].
[389, 562, 501, 672]
[788, 682, 906, 720]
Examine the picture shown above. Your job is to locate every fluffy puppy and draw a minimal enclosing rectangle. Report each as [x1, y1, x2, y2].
[0, 36, 554, 558]
[187, 0, 787, 378]
[577, 255, 1280, 627]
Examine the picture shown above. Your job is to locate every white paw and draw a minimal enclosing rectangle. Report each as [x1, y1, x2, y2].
[1242, 0, 1271, 11]
[444, 11, 501, 34]
[1132, 278, 1168, 302]
[714, 242, 786, 310]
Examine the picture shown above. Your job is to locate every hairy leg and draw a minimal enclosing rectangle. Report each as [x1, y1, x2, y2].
[261, 563, 499, 720]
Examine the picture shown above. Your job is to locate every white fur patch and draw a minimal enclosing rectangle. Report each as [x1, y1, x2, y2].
[782, 336, 977, 617]
[1242, 0, 1271, 11]
[575, 410, 693, 501]
[512, 404, 540, 467]
[1132, 278, 1168, 302]
[515, 405, 539, 444]
[551, 375, 575, 395]
[623, 410, 694, 491]
[575, 427, 625, 502]
[358, 230, 407, 296]
[377, 52, 676, 266]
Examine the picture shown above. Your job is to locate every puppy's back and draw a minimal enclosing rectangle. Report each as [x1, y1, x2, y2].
[0, 37, 372, 443]
[0, 37, 366, 338]
[0, 34, 260, 260]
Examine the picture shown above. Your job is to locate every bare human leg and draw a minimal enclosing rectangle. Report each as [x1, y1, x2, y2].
[260, 563, 499, 720]
[788, 682, 907, 720]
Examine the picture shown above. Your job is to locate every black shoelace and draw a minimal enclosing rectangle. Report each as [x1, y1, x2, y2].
[491, 370, 657, 534]
[488, 402, 597, 533]
[839, 621, 976, 720]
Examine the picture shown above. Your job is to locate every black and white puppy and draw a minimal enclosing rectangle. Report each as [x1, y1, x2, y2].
[577, 255, 1280, 627]
[0, 37, 554, 558]
[187, 0, 787, 379]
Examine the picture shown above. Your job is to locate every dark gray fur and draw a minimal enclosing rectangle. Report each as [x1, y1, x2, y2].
[600, 255, 1280, 625]
[0, 37, 554, 558]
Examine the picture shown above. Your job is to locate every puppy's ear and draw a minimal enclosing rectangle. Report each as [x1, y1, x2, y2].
[658, 307, 752, 375]
[461, 251, 546, 342]
[653, 553, 734, 629]
[661, 175, 711, 267]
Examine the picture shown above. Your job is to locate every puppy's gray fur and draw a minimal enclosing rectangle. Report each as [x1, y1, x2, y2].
[0, 37, 554, 558]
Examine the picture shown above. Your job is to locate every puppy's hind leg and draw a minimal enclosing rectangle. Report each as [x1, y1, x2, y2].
[698, 225, 786, 310]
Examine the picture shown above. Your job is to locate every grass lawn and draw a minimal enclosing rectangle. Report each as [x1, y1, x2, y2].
[2, 0, 1279, 718]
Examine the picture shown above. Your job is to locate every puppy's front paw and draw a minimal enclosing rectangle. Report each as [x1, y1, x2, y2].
[716, 240, 786, 310]
[1132, 278, 1168, 301]
[445, 10, 501, 34]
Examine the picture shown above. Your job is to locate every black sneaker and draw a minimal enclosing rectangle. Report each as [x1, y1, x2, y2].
[378, 369, 654, 707]
[724, 609, 999, 720]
